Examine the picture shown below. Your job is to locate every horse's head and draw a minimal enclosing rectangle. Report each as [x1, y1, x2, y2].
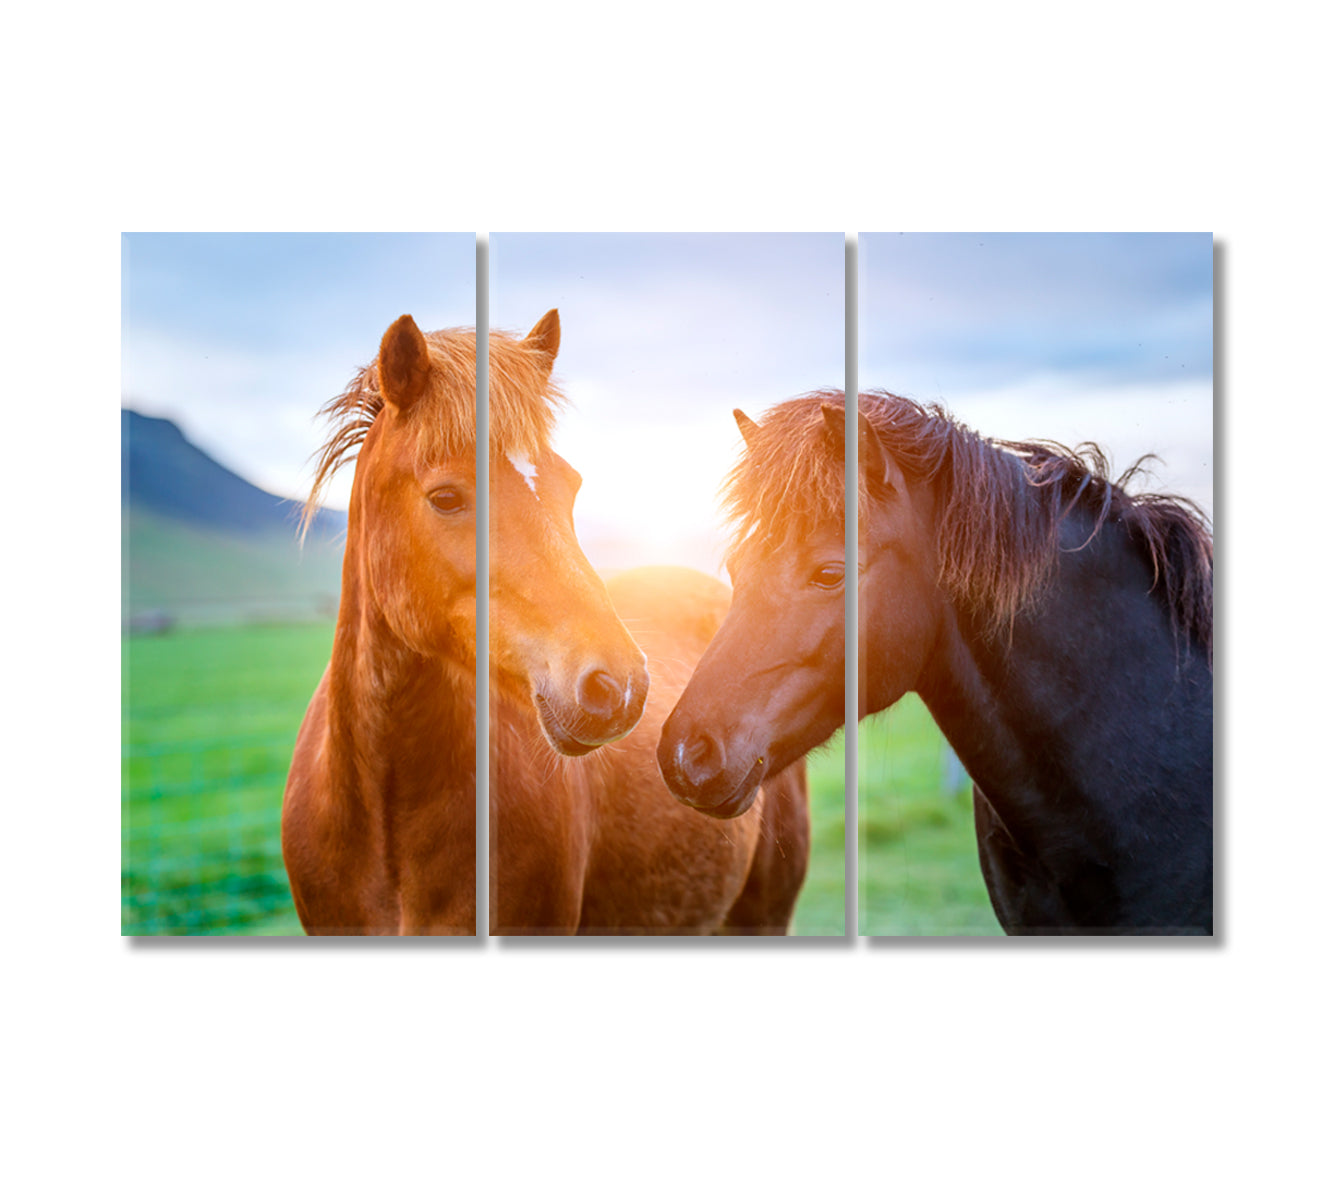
[488, 311, 649, 756]
[657, 395, 851, 818]
[341, 315, 482, 666]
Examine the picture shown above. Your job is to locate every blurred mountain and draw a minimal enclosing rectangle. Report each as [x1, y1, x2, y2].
[122, 409, 346, 630]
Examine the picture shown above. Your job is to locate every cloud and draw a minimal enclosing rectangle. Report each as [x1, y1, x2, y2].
[940, 373, 1214, 516]
[493, 233, 844, 419]
[860, 232, 1212, 389]
[859, 233, 1214, 518]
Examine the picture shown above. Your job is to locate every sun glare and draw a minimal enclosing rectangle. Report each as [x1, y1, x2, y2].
[558, 417, 736, 579]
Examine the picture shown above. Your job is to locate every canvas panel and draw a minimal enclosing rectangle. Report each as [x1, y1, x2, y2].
[487, 233, 847, 936]
[121, 233, 478, 935]
[856, 232, 1214, 936]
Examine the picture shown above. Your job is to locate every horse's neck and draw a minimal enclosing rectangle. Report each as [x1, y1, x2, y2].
[917, 516, 1204, 851]
[325, 591, 476, 810]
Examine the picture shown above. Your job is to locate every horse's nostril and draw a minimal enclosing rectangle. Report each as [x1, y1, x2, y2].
[678, 731, 724, 787]
[577, 669, 624, 720]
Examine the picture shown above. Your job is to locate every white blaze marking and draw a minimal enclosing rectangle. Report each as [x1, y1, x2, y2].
[507, 451, 539, 495]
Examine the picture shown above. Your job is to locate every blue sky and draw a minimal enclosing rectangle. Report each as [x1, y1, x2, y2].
[860, 233, 1213, 516]
[121, 233, 475, 509]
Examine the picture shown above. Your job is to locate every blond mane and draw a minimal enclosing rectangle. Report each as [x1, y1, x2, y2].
[301, 325, 565, 534]
[722, 390, 847, 555]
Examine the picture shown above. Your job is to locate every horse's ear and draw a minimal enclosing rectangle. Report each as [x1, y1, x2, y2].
[734, 409, 760, 449]
[857, 409, 905, 494]
[821, 402, 846, 446]
[524, 309, 561, 363]
[828, 402, 903, 492]
[378, 314, 433, 412]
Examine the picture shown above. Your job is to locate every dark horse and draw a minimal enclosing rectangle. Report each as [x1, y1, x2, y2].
[660, 390, 1213, 935]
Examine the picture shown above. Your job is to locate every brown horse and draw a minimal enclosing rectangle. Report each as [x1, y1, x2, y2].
[486, 314, 810, 934]
[282, 314, 486, 934]
[283, 310, 809, 934]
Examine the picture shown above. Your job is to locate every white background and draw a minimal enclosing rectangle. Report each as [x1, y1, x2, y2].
[6, 3, 1328, 1197]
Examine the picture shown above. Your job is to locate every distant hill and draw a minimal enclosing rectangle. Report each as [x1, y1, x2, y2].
[122, 409, 347, 630]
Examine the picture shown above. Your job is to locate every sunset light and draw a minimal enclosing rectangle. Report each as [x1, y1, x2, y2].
[490, 233, 845, 581]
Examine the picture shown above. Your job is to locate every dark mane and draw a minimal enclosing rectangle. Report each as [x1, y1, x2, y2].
[859, 389, 1214, 657]
[722, 390, 847, 554]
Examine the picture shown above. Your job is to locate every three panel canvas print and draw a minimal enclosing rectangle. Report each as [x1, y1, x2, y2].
[121, 232, 1213, 937]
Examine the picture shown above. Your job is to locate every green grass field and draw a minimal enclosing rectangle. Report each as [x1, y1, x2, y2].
[122, 625, 992, 936]
[859, 697, 1002, 935]
[122, 623, 333, 934]
[121, 623, 847, 936]
[787, 735, 844, 935]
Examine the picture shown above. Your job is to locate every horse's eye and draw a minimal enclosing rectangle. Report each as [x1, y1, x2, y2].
[811, 563, 845, 589]
[429, 486, 467, 515]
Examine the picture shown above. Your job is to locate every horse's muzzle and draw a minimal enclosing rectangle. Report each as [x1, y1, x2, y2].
[656, 724, 766, 819]
[533, 661, 648, 756]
